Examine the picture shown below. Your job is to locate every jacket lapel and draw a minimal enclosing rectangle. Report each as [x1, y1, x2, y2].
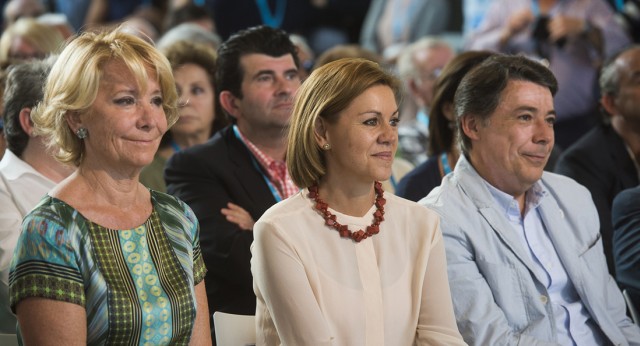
[455, 156, 546, 284]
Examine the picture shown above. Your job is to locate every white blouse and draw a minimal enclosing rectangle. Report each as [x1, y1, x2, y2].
[251, 189, 466, 345]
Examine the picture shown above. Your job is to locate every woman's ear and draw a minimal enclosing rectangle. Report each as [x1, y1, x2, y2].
[65, 111, 83, 132]
[313, 117, 328, 148]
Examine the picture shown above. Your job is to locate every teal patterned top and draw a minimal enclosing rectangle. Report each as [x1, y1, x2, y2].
[8, 191, 207, 345]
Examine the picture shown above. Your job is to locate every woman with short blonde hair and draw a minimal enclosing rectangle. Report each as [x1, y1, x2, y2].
[9, 28, 211, 345]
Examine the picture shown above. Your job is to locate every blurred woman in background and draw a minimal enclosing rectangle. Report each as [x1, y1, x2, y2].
[141, 41, 225, 192]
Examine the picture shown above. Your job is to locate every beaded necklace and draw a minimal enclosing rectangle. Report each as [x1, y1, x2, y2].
[308, 181, 386, 242]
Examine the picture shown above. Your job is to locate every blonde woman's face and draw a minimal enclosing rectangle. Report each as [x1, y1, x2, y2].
[80, 60, 167, 172]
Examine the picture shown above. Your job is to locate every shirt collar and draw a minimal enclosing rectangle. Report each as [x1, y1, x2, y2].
[484, 179, 547, 221]
[0, 149, 49, 181]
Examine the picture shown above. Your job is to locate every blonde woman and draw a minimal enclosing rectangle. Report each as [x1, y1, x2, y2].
[9, 29, 211, 345]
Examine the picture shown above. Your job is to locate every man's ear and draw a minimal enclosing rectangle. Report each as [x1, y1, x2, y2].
[600, 94, 617, 118]
[18, 108, 34, 136]
[460, 114, 481, 141]
[219, 91, 241, 121]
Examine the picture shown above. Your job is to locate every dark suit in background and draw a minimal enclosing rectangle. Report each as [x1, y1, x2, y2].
[555, 124, 639, 276]
[165, 125, 276, 317]
[612, 186, 640, 315]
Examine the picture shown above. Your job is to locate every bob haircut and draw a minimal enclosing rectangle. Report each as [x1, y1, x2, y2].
[288, 58, 401, 188]
[31, 27, 179, 166]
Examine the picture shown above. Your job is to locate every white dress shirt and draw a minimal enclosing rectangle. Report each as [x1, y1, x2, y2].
[0, 150, 56, 333]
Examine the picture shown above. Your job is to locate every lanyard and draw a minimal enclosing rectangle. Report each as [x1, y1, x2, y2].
[170, 140, 181, 153]
[233, 125, 283, 202]
[255, 0, 287, 28]
[389, 173, 398, 190]
[440, 152, 452, 175]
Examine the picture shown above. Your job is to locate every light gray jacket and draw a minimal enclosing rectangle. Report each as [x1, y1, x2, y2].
[421, 155, 640, 346]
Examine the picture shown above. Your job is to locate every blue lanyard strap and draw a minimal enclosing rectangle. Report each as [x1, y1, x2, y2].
[233, 125, 282, 202]
[170, 140, 181, 153]
[440, 152, 452, 175]
[531, 0, 540, 16]
[255, 0, 287, 28]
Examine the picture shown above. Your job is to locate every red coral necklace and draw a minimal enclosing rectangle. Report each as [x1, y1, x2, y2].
[308, 181, 386, 242]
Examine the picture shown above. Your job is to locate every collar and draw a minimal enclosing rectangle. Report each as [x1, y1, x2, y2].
[485, 179, 547, 222]
[0, 149, 50, 182]
[233, 125, 283, 170]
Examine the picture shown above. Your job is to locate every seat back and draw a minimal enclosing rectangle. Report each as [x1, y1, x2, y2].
[623, 289, 640, 325]
[0, 333, 18, 346]
[213, 311, 256, 346]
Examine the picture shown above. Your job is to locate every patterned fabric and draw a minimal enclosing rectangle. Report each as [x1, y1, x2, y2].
[234, 126, 298, 199]
[9, 191, 206, 345]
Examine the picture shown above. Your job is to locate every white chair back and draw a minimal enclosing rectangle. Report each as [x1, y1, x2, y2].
[213, 311, 256, 346]
[0, 333, 18, 346]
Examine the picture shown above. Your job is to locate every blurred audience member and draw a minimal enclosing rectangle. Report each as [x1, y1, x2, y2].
[0, 58, 74, 334]
[422, 54, 640, 345]
[164, 25, 300, 341]
[2, 0, 45, 29]
[360, 0, 452, 60]
[289, 33, 314, 80]
[141, 41, 224, 192]
[313, 44, 414, 193]
[0, 17, 65, 66]
[36, 13, 75, 39]
[396, 37, 455, 165]
[466, 0, 630, 150]
[84, 0, 167, 36]
[555, 45, 640, 276]
[314, 43, 382, 69]
[614, 0, 640, 42]
[252, 57, 466, 345]
[156, 22, 222, 52]
[50, 0, 92, 32]
[163, 2, 215, 34]
[203, 0, 317, 41]
[9, 28, 211, 345]
[463, 0, 495, 37]
[397, 51, 494, 202]
[612, 185, 640, 315]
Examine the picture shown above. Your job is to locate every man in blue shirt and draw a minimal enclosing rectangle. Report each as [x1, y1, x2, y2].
[421, 54, 640, 345]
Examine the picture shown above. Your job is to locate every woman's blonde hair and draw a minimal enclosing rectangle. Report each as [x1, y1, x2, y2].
[287, 58, 401, 188]
[0, 17, 65, 64]
[32, 27, 179, 166]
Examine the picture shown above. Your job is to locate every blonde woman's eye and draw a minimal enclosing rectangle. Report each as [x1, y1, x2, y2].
[114, 97, 135, 106]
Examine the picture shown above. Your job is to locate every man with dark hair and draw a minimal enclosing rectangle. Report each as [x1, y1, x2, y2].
[421, 54, 640, 345]
[165, 25, 301, 339]
[0, 58, 73, 333]
[555, 45, 640, 277]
